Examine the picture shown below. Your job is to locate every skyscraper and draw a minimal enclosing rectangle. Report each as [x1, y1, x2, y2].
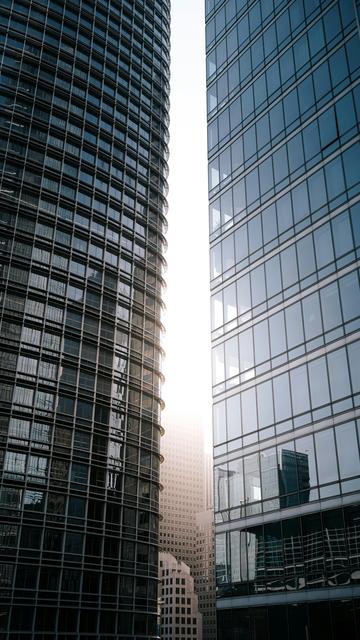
[159, 551, 203, 640]
[206, 1, 360, 637]
[0, 0, 170, 637]
[159, 421, 217, 640]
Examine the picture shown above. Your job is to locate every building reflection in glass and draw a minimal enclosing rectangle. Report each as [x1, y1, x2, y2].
[216, 505, 360, 597]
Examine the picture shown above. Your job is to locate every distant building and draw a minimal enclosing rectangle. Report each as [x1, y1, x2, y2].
[194, 509, 217, 640]
[159, 552, 203, 640]
[160, 423, 216, 640]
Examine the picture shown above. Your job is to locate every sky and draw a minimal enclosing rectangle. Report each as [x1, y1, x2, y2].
[161, 0, 212, 445]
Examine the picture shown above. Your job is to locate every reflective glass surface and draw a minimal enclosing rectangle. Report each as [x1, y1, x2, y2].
[0, 0, 170, 636]
[207, 0, 360, 629]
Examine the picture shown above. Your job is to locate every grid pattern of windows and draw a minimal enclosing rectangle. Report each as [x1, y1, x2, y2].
[207, 0, 360, 637]
[0, 0, 169, 637]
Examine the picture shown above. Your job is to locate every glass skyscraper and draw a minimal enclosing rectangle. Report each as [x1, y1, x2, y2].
[206, 0, 360, 638]
[0, 0, 169, 637]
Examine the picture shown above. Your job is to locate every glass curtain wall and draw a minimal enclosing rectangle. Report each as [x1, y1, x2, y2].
[0, 0, 170, 637]
[206, 0, 360, 638]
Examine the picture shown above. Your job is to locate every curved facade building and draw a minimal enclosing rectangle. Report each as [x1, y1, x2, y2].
[207, 0, 360, 638]
[0, 0, 170, 637]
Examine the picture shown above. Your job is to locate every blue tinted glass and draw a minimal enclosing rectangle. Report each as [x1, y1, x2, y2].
[350, 203, 360, 247]
[281, 245, 298, 288]
[297, 235, 316, 279]
[330, 47, 348, 87]
[257, 380, 274, 427]
[241, 388, 257, 433]
[343, 143, 360, 189]
[298, 75, 315, 115]
[313, 62, 331, 101]
[308, 357, 330, 407]
[251, 265, 266, 306]
[315, 429, 338, 484]
[303, 293, 322, 340]
[234, 225, 248, 262]
[328, 348, 351, 401]
[259, 157, 274, 195]
[290, 365, 310, 415]
[308, 170, 327, 212]
[339, 272, 360, 322]
[273, 373, 291, 421]
[348, 341, 360, 393]
[269, 311, 286, 357]
[262, 204, 277, 242]
[320, 282, 342, 332]
[227, 395, 241, 440]
[285, 303, 304, 349]
[266, 255, 282, 298]
[292, 181, 309, 223]
[325, 155, 345, 201]
[332, 212, 353, 258]
[277, 193, 292, 233]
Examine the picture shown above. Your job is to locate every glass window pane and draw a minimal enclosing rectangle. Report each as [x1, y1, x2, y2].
[257, 380, 274, 428]
[244, 453, 261, 503]
[335, 422, 360, 479]
[248, 215, 262, 253]
[320, 282, 342, 332]
[225, 336, 239, 379]
[213, 401, 226, 445]
[265, 255, 282, 298]
[302, 292, 322, 340]
[314, 223, 334, 269]
[339, 272, 360, 322]
[285, 302, 304, 349]
[290, 364, 310, 415]
[332, 212, 353, 258]
[215, 465, 228, 510]
[237, 275, 251, 314]
[212, 344, 225, 384]
[297, 235, 316, 279]
[269, 311, 286, 357]
[327, 348, 351, 401]
[281, 245, 298, 289]
[260, 448, 279, 499]
[211, 243, 222, 278]
[254, 320, 270, 364]
[273, 373, 291, 422]
[215, 533, 228, 584]
[227, 394, 241, 440]
[308, 357, 330, 408]
[262, 204, 277, 243]
[228, 459, 244, 507]
[234, 225, 248, 262]
[315, 429, 338, 484]
[224, 283, 237, 323]
[251, 265, 266, 306]
[348, 340, 360, 393]
[239, 328, 254, 371]
[241, 387, 257, 433]
[211, 292, 223, 329]
[230, 530, 248, 583]
[296, 434, 317, 492]
[222, 235, 235, 271]
[278, 441, 297, 498]
[325, 155, 346, 202]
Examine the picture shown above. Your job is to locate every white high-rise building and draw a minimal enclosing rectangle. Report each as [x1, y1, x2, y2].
[159, 552, 203, 640]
